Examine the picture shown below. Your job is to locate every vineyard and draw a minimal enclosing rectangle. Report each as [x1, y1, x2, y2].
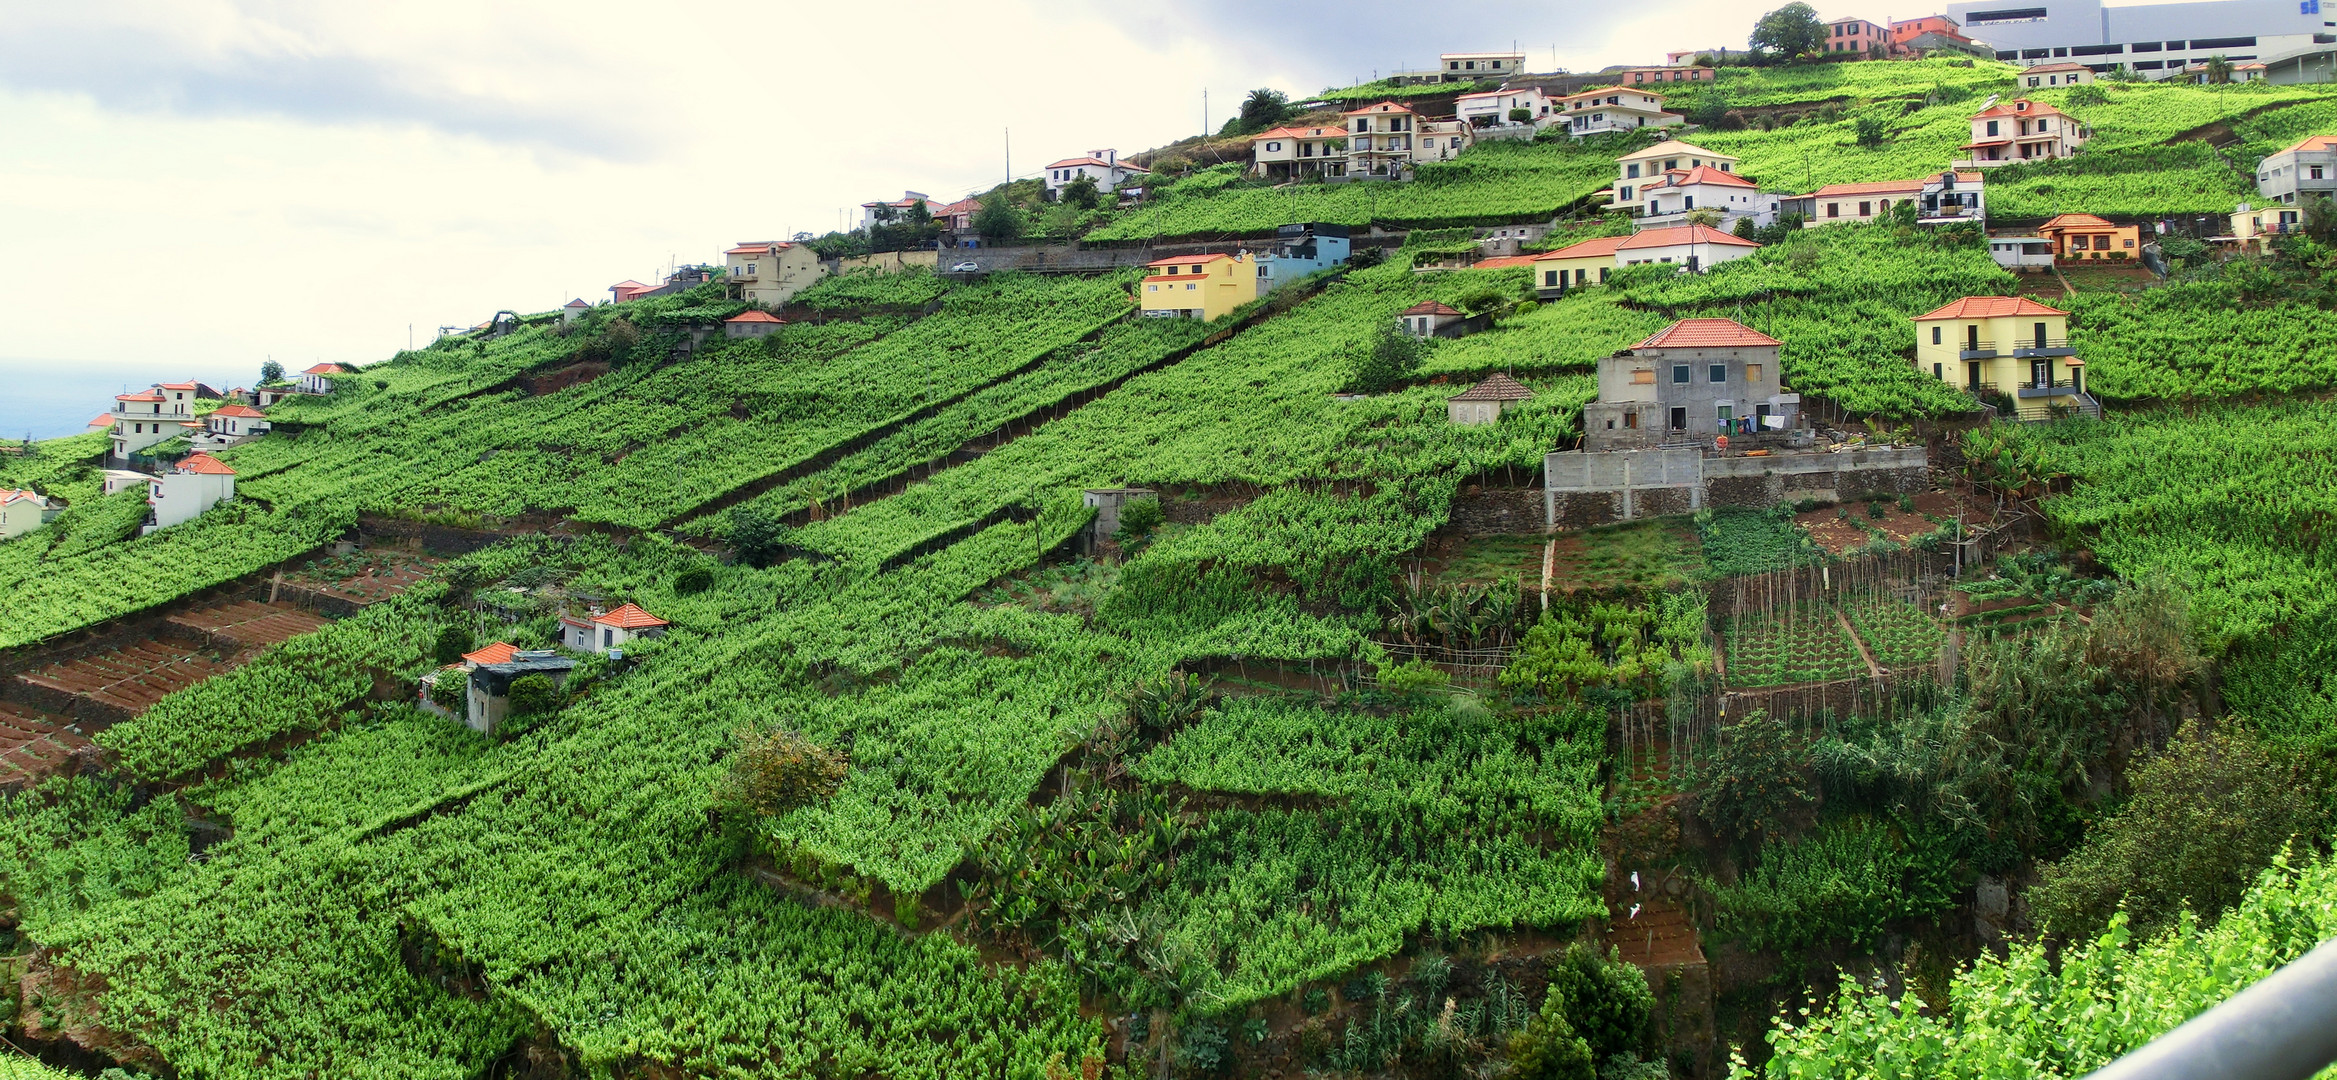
[9, 46, 2337, 1080]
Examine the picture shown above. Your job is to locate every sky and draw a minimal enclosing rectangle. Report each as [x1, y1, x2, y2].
[1, 0, 1866, 419]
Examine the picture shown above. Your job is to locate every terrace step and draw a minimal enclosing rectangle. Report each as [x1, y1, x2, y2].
[17, 643, 229, 717]
[168, 599, 331, 652]
[0, 700, 95, 793]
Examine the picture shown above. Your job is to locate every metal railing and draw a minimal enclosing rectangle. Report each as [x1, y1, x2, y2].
[1959, 341, 1998, 359]
[2084, 938, 2337, 1080]
[2013, 337, 2073, 356]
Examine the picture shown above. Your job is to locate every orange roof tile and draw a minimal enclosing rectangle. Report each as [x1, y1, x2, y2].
[1666, 165, 1756, 189]
[594, 602, 670, 629]
[303, 363, 351, 375]
[1342, 101, 1415, 115]
[88, 414, 115, 428]
[208, 404, 266, 418]
[1470, 255, 1538, 269]
[0, 489, 43, 504]
[1616, 224, 1760, 250]
[1146, 254, 1232, 268]
[1403, 301, 1463, 316]
[1046, 156, 1122, 170]
[1971, 97, 2065, 119]
[1534, 235, 1631, 260]
[1913, 296, 2069, 321]
[115, 392, 164, 402]
[726, 242, 792, 255]
[175, 453, 236, 475]
[1450, 373, 1535, 401]
[157, 381, 199, 390]
[2038, 213, 2118, 231]
[1811, 179, 1925, 198]
[2281, 135, 2337, 155]
[725, 310, 786, 323]
[462, 642, 518, 666]
[1635, 318, 1781, 349]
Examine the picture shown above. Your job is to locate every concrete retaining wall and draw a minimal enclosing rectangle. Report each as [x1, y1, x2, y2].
[1544, 447, 1930, 528]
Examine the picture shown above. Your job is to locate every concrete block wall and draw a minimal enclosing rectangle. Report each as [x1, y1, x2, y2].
[1544, 447, 1931, 528]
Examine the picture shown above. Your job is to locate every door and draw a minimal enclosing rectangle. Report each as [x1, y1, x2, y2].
[1965, 325, 1980, 352]
[2033, 321, 2048, 349]
[1668, 407, 1687, 431]
[1967, 362, 1982, 390]
[2032, 358, 2051, 389]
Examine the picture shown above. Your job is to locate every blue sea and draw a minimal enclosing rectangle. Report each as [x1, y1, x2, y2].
[0, 359, 260, 442]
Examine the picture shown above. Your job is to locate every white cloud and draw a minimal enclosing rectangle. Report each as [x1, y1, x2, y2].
[0, 0, 1784, 381]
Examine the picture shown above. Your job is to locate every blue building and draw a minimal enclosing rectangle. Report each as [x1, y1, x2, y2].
[1252, 223, 1352, 293]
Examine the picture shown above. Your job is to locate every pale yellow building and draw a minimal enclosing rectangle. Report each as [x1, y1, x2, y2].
[1139, 253, 1257, 321]
[1530, 234, 1629, 297]
[724, 241, 825, 307]
[1613, 140, 1740, 215]
[1914, 296, 2095, 418]
[0, 489, 53, 540]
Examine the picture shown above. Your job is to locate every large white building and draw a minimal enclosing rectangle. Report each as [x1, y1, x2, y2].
[1946, 0, 2330, 77]
[144, 453, 236, 533]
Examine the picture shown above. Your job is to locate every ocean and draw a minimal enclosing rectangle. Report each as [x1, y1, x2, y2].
[0, 359, 261, 442]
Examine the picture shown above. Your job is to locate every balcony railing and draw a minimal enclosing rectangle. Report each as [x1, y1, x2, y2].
[1959, 341, 1998, 360]
[2082, 936, 2337, 1080]
[2013, 338, 2075, 358]
[2017, 379, 2082, 398]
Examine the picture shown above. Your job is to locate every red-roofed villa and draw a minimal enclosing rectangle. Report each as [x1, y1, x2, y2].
[724, 309, 787, 340]
[1582, 317, 1800, 450]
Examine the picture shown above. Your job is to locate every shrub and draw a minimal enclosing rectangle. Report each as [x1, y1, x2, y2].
[715, 725, 850, 818]
[1379, 658, 1452, 699]
[1346, 324, 1424, 393]
[728, 504, 790, 569]
[428, 672, 469, 713]
[1113, 497, 1164, 546]
[2029, 720, 2330, 939]
[1688, 711, 1812, 844]
[1544, 943, 1653, 1061]
[674, 562, 715, 594]
[1510, 107, 1534, 123]
[505, 674, 562, 718]
[1506, 989, 1596, 1079]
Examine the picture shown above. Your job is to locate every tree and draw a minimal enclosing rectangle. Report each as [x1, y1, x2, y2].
[1346, 323, 1424, 393]
[674, 562, 716, 595]
[1684, 207, 1725, 229]
[1749, 3, 1826, 62]
[260, 360, 285, 384]
[728, 503, 790, 569]
[1689, 94, 1734, 130]
[1688, 710, 1812, 843]
[1060, 173, 1101, 210]
[1505, 989, 1596, 1079]
[974, 196, 1025, 242]
[2303, 192, 2337, 244]
[2204, 55, 2234, 84]
[432, 625, 474, 666]
[1855, 114, 1887, 148]
[716, 725, 850, 817]
[1238, 87, 1291, 132]
[906, 199, 932, 225]
[2030, 720, 2328, 939]
[1542, 943, 1654, 1062]
[1112, 496, 1163, 546]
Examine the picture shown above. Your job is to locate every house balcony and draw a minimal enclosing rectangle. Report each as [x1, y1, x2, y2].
[2016, 379, 2082, 398]
[1958, 341, 1998, 360]
[2013, 338, 2074, 358]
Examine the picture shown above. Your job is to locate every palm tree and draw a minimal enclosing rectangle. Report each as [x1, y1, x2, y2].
[2204, 55, 2234, 84]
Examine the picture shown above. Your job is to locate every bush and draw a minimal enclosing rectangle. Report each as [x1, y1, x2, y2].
[1347, 324, 1424, 393]
[716, 725, 851, 818]
[1506, 989, 1595, 1079]
[729, 504, 790, 569]
[1378, 658, 1452, 698]
[428, 672, 470, 713]
[432, 625, 474, 666]
[505, 673, 562, 718]
[1544, 943, 1653, 1061]
[674, 562, 715, 594]
[1113, 497, 1164, 546]
[1688, 711, 1811, 844]
[1509, 107, 1534, 123]
[2029, 720, 2330, 939]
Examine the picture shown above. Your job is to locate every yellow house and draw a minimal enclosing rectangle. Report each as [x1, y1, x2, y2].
[0, 489, 53, 540]
[1139, 253, 1258, 321]
[1914, 296, 2094, 418]
[1530, 234, 1630, 297]
[724, 242, 825, 307]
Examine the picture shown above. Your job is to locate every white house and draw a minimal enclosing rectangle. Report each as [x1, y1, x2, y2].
[144, 452, 235, 533]
[200, 404, 269, 443]
[0, 489, 54, 540]
[1639, 167, 1780, 229]
[1615, 223, 1762, 271]
[298, 363, 353, 394]
[1555, 88, 1682, 137]
[1044, 151, 1134, 199]
[858, 191, 930, 231]
[1250, 125, 1350, 179]
[1447, 373, 1535, 426]
[561, 298, 591, 325]
[1988, 235, 2056, 271]
[1417, 118, 1476, 161]
[724, 310, 787, 339]
[559, 603, 670, 655]
[1398, 301, 1468, 339]
[1957, 98, 2087, 169]
[1345, 101, 1421, 179]
[1613, 141, 1740, 215]
[1456, 87, 1551, 129]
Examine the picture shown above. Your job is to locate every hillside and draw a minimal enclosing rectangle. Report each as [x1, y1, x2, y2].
[6, 54, 2337, 1080]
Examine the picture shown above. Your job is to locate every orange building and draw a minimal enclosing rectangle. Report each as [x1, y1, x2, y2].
[2036, 213, 2141, 261]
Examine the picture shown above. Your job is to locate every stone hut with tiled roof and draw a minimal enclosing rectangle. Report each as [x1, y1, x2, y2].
[1448, 373, 1535, 426]
[1582, 318, 1800, 451]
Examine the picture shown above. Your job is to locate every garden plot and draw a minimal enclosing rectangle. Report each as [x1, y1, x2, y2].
[1547, 518, 1707, 594]
[1723, 606, 1871, 688]
[1845, 596, 1948, 669]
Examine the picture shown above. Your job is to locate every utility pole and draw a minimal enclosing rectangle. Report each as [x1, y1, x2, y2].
[1202, 89, 1208, 136]
[1004, 127, 1011, 182]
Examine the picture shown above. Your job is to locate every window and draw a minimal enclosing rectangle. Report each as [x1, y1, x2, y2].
[1931, 326, 1942, 345]
[1185, 282, 1196, 290]
[1860, 201, 1873, 216]
[1827, 203, 1841, 218]
[1146, 284, 1156, 292]
[1987, 119, 2000, 137]
[1544, 270, 1559, 287]
[1745, 363, 1762, 382]
[1669, 407, 1687, 430]
[2124, 238, 2135, 248]
[1624, 411, 1638, 428]
[1720, 162, 1731, 172]
[1598, 267, 1610, 283]
[1664, 159, 1677, 169]
[1626, 163, 1640, 178]
[2028, 76, 2041, 86]
[1717, 404, 1733, 422]
[1672, 364, 1690, 384]
[1266, 142, 1281, 152]
[1934, 362, 1944, 378]
[1710, 364, 1727, 383]
[2315, 166, 2327, 180]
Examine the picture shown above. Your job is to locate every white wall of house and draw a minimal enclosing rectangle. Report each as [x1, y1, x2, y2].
[144, 470, 234, 532]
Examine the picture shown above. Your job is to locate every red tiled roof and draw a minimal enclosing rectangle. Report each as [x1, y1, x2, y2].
[1635, 318, 1781, 349]
[0, 489, 42, 504]
[175, 453, 235, 475]
[1971, 97, 2065, 119]
[1616, 224, 1760, 250]
[88, 414, 115, 428]
[1403, 301, 1463, 316]
[157, 381, 199, 390]
[725, 310, 786, 324]
[1668, 165, 1755, 189]
[594, 602, 669, 629]
[1913, 296, 2069, 321]
[2022, 62, 2090, 74]
[1535, 235, 1632, 260]
[1342, 101, 1415, 115]
[116, 392, 163, 402]
[564, 298, 591, 308]
[1559, 87, 1667, 104]
[1811, 178, 1925, 198]
[1146, 254, 1232, 268]
[1449, 373, 1536, 402]
[2282, 135, 2337, 155]
[462, 641, 518, 666]
[2038, 213, 2118, 231]
[303, 363, 351, 375]
[1046, 156, 1122, 170]
[1471, 255, 1538, 269]
[726, 242, 791, 255]
[208, 404, 266, 418]
[610, 279, 646, 289]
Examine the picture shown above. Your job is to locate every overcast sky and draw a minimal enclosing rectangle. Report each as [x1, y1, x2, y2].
[2, 0, 1845, 381]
